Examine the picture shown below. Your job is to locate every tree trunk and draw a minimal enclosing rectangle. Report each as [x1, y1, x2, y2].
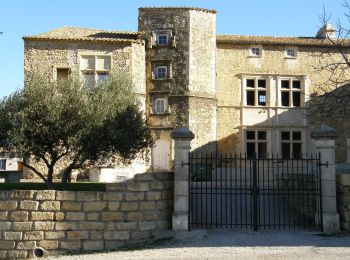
[61, 166, 73, 185]
[47, 168, 53, 184]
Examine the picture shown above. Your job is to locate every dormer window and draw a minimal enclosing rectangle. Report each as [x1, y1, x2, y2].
[285, 48, 297, 58]
[249, 46, 262, 57]
[251, 47, 260, 56]
[157, 34, 168, 45]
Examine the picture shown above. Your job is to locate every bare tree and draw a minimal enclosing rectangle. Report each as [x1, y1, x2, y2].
[308, 2, 350, 130]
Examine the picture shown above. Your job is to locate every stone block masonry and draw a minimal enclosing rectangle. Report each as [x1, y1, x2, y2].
[0, 172, 173, 259]
[337, 173, 350, 231]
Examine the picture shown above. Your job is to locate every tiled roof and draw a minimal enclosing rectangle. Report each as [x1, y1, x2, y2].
[24, 26, 350, 48]
[23, 26, 141, 43]
[139, 6, 216, 14]
[216, 34, 350, 47]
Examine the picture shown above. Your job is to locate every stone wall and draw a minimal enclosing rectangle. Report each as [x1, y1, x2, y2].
[0, 172, 173, 259]
[216, 42, 349, 161]
[139, 8, 217, 168]
[337, 173, 350, 231]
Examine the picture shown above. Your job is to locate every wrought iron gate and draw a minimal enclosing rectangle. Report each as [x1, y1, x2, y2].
[189, 153, 322, 231]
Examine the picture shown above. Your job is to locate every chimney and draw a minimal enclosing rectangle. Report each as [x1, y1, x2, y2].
[316, 23, 337, 39]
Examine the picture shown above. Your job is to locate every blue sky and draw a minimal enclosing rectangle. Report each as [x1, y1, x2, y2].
[0, 0, 346, 98]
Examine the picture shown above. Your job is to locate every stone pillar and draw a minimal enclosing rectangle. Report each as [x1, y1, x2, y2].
[346, 138, 350, 164]
[170, 126, 194, 231]
[311, 124, 340, 233]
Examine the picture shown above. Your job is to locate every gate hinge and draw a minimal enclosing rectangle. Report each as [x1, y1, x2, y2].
[319, 161, 329, 168]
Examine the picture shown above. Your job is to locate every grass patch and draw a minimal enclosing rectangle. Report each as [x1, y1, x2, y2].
[0, 182, 106, 191]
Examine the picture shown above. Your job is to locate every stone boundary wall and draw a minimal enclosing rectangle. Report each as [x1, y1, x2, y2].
[337, 173, 350, 231]
[0, 172, 173, 259]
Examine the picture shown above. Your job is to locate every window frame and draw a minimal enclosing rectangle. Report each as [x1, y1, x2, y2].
[157, 34, 169, 45]
[279, 78, 302, 107]
[154, 98, 166, 114]
[249, 45, 263, 58]
[79, 52, 112, 89]
[281, 130, 303, 159]
[0, 159, 6, 171]
[246, 130, 268, 159]
[155, 66, 168, 80]
[244, 78, 268, 107]
[285, 47, 298, 59]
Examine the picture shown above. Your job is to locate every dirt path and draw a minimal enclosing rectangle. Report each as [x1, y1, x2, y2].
[46, 230, 350, 260]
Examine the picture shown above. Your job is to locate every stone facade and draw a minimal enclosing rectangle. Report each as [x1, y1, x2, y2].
[138, 8, 217, 171]
[22, 6, 350, 178]
[337, 173, 350, 231]
[216, 41, 350, 160]
[0, 172, 173, 259]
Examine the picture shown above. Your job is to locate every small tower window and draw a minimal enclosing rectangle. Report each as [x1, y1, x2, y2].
[157, 34, 168, 45]
[0, 159, 6, 170]
[155, 66, 167, 79]
[154, 99, 166, 114]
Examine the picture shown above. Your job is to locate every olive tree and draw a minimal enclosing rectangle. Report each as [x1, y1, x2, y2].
[0, 70, 152, 186]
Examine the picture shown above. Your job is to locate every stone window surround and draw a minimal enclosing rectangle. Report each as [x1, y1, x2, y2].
[276, 127, 308, 156]
[155, 66, 167, 79]
[240, 74, 307, 108]
[151, 96, 170, 115]
[157, 34, 169, 45]
[285, 46, 298, 59]
[278, 77, 303, 108]
[245, 129, 269, 158]
[52, 64, 71, 81]
[78, 51, 112, 88]
[152, 61, 173, 80]
[249, 45, 263, 58]
[280, 130, 303, 158]
[242, 75, 270, 107]
[154, 98, 166, 114]
[152, 29, 173, 47]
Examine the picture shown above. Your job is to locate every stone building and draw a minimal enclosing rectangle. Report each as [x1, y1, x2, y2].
[23, 7, 349, 176]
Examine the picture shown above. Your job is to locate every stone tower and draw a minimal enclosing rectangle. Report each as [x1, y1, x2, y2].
[138, 7, 217, 171]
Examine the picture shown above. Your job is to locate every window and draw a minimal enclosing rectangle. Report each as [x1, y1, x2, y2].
[56, 68, 70, 80]
[281, 131, 302, 159]
[0, 159, 6, 170]
[155, 66, 167, 79]
[285, 48, 297, 58]
[250, 47, 261, 57]
[154, 99, 166, 114]
[80, 54, 111, 89]
[280, 79, 301, 107]
[245, 78, 267, 106]
[246, 130, 267, 159]
[157, 34, 168, 45]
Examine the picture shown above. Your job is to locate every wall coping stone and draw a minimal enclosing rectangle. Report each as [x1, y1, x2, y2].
[311, 124, 338, 139]
[170, 127, 195, 140]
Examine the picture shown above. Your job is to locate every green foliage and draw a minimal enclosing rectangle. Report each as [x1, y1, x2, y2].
[0, 70, 152, 184]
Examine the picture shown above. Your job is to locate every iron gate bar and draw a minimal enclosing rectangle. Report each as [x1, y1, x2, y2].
[318, 152, 323, 232]
[189, 153, 322, 230]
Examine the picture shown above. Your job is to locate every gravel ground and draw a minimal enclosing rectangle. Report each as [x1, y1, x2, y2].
[46, 229, 350, 260]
